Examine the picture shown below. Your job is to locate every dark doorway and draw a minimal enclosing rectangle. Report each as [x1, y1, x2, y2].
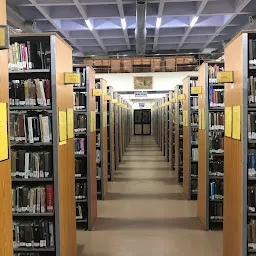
[134, 109, 151, 135]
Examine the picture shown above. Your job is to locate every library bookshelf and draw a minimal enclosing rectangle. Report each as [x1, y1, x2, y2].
[118, 95, 123, 161]
[95, 78, 108, 200]
[175, 85, 183, 184]
[165, 94, 170, 162]
[223, 31, 256, 256]
[197, 62, 224, 230]
[182, 76, 199, 200]
[161, 97, 166, 155]
[9, 33, 76, 256]
[169, 90, 175, 171]
[72, 65, 97, 230]
[0, 0, 12, 255]
[106, 86, 115, 181]
[113, 92, 120, 170]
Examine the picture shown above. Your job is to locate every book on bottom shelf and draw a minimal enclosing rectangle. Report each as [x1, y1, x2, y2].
[75, 183, 87, 200]
[13, 220, 54, 249]
[76, 204, 87, 221]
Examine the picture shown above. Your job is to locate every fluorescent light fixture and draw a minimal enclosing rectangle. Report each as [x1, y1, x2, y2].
[190, 16, 198, 27]
[85, 20, 93, 30]
[121, 18, 126, 30]
[15, 28, 22, 33]
[156, 17, 161, 29]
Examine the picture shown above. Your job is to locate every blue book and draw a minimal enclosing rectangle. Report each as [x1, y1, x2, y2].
[210, 182, 215, 200]
[209, 86, 213, 107]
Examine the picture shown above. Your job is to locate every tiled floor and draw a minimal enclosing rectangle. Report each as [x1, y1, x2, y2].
[77, 136, 222, 256]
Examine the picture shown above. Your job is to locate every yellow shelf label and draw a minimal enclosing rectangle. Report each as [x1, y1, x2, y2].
[225, 106, 232, 137]
[191, 87, 202, 94]
[178, 94, 186, 100]
[217, 71, 234, 83]
[198, 109, 202, 129]
[64, 72, 81, 84]
[104, 95, 112, 101]
[92, 89, 102, 96]
[112, 99, 118, 104]
[232, 106, 241, 140]
[59, 110, 67, 142]
[170, 98, 176, 103]
[0, 102, 8, 161]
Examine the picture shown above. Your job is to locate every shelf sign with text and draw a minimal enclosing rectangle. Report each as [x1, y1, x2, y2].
[0, 25, 9, 50]
[217, 71, 234, 83]
[134, 91, 147, 98]
[64, 72, 81, 84]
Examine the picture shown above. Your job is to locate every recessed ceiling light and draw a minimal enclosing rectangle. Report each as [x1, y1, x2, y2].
[15, 28, 22, 33]
[85, 20, 93, 31]
[190, 16, 198, 27]
[156, 17, 161, 29]
[121, 18, 126, 30]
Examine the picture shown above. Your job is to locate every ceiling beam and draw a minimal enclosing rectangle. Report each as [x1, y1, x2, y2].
[116, 0, 131, 50]
[152, 0, 165, 52]
[72, 0, 107, 53]
[176, 0, 209, 51]
[28, 0, 85, 55]
[200, 0, 252, 52]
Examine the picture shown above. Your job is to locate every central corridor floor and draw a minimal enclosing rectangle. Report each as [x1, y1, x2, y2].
[77, 136, 222, 256]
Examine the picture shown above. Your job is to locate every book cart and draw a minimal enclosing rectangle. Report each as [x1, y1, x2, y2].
[9, 33, 77, 256]
[182, 76, 199, 200]
[197, 62, 225, 230]
[72, 65, 97, 230]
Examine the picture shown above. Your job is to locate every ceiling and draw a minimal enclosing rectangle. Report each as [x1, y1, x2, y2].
[6, 0, 256, 56]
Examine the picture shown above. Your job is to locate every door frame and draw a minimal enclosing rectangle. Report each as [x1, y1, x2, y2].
[133, 109, 151, 136]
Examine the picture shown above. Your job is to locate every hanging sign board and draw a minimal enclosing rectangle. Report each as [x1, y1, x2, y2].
[134, 91, 148, 97]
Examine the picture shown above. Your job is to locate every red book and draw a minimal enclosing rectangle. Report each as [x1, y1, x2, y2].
[212, 89, 216, 105]
[46, 184, 54, 213]
[45, 80, 51, 106]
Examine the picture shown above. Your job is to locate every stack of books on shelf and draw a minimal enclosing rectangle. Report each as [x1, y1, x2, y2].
[209, 88, 224, 108]
[191, 113, 198, 126]
[209, 134, 224, 154]
[13, 220, 55, 249]
[75, 138, 85, 155]
[191, 97, 198, 110]
[12, 185, 54, 213]
[74, 68, 86, 87]
[191, 131, 198, 145]
[210, 180, 224, 200]
[249, 38, 256, 67]
[74, 92, 86, 110]
[210, 203, 223, 221]
[9, 79, 51, 107]
[209, 112, 224, 131]
[208, 64, 224, 83]
[11, 150, 52, 179]
[75, 183, 87, 200]
[10, 113, 52, 144]
[74, 114, 87, 133]
[209, 160, 224, 177]
[75, 159, 87, 178]
[248, 113, 256, 140]
[191, 148, 198, 161]
[8, 41, 50, 71]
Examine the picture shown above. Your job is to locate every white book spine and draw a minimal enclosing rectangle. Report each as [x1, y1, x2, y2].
[40, 116, 50, 143]
[40, 187, 46, 213]
[24, 152, 30, 179]
[39, 80, 47, 106]
[27, 117, 34, 144]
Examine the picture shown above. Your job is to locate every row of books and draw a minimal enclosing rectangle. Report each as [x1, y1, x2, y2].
[191, 97, 198, 109]
[9, 41, 49, 71]
[9, 79, 51, 107]
[209, 112, 224, 130]
[248, 76, 256, 103]
[75, 183, 86, 200]
[10, 114, 52, 144]
[74, 68, 87, 87]
[191, 131, 198, 144]
[96, 150, 101, 165]
[191, 113, 198, 126]
[191, 148, 198, 161]
[96, 133, 101, 146]
[12, 185, 53, 213]
[209, 88, 224, 107]
[74, 92, 86, 110]
[249, 39, 256, 66]
[248, 150, 256, 177]
[75, 159, 86, 178]
[191, 180, 198, 193]
[76, 204, 87, 220]
[13, 220, 54, 249]
[209, 134, 224, 153]
[210, 181, 224, 200]
[208, 64, 224, 84]
[74, 114, 87, 132]
[248, 186, 256, 213]
[14, 253, 40, 256]
[248, 113, 256, 139]
[191, 164, 198, 177]
[248, 219, 256, 247]
[210, 203, 223, 219]
[11, 150, 52, 179]
[190, 80, 199, 87]
[75, 138, 85, 155]
[209, 160, 224, 177]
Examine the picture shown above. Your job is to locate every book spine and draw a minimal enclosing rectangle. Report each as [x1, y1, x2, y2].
[46, 185, 54, 213]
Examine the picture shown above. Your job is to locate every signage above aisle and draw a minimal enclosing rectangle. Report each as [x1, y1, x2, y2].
[139, 103, 145, 108]
[134, 91, 148, 98]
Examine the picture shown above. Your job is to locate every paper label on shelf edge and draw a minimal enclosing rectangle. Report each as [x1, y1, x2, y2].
[64, 72, 81, 84]
[225, 106, 232, 137]
[191, 86, 202, 94]
[92, 89, 102, 96]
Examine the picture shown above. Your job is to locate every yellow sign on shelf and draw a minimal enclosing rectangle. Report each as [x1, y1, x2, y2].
[201, 108, 205, 130]
[92, 89, 102, 96]
[232, 106, 241, 140]
[170, 98, 176, 103]
[64, 72, 81, 84]
[104, 95, 112, 101]
[198, 109, 202, 129]
[191, 86, 202, 94]
[0, 26, 8, 49]
[59, 110, 67, 142]
[67, 108, 74, 139]
[178, 94, 186, 100]
[0, 102, 8, 161]
[225, 106, 232, 137]
[217, 71, 234, 83]
[90, 111, 95, 132]
[112, 99, 118, 104]
[59, 141, 67, 146]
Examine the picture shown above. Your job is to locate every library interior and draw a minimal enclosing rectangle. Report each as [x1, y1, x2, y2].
[1, 0, 256, 255]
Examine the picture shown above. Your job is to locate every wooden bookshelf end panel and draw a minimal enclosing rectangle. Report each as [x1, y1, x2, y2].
[223, 33, 243, 256]
[0, 0, 13, 254]
[55, 36, 77, 256]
